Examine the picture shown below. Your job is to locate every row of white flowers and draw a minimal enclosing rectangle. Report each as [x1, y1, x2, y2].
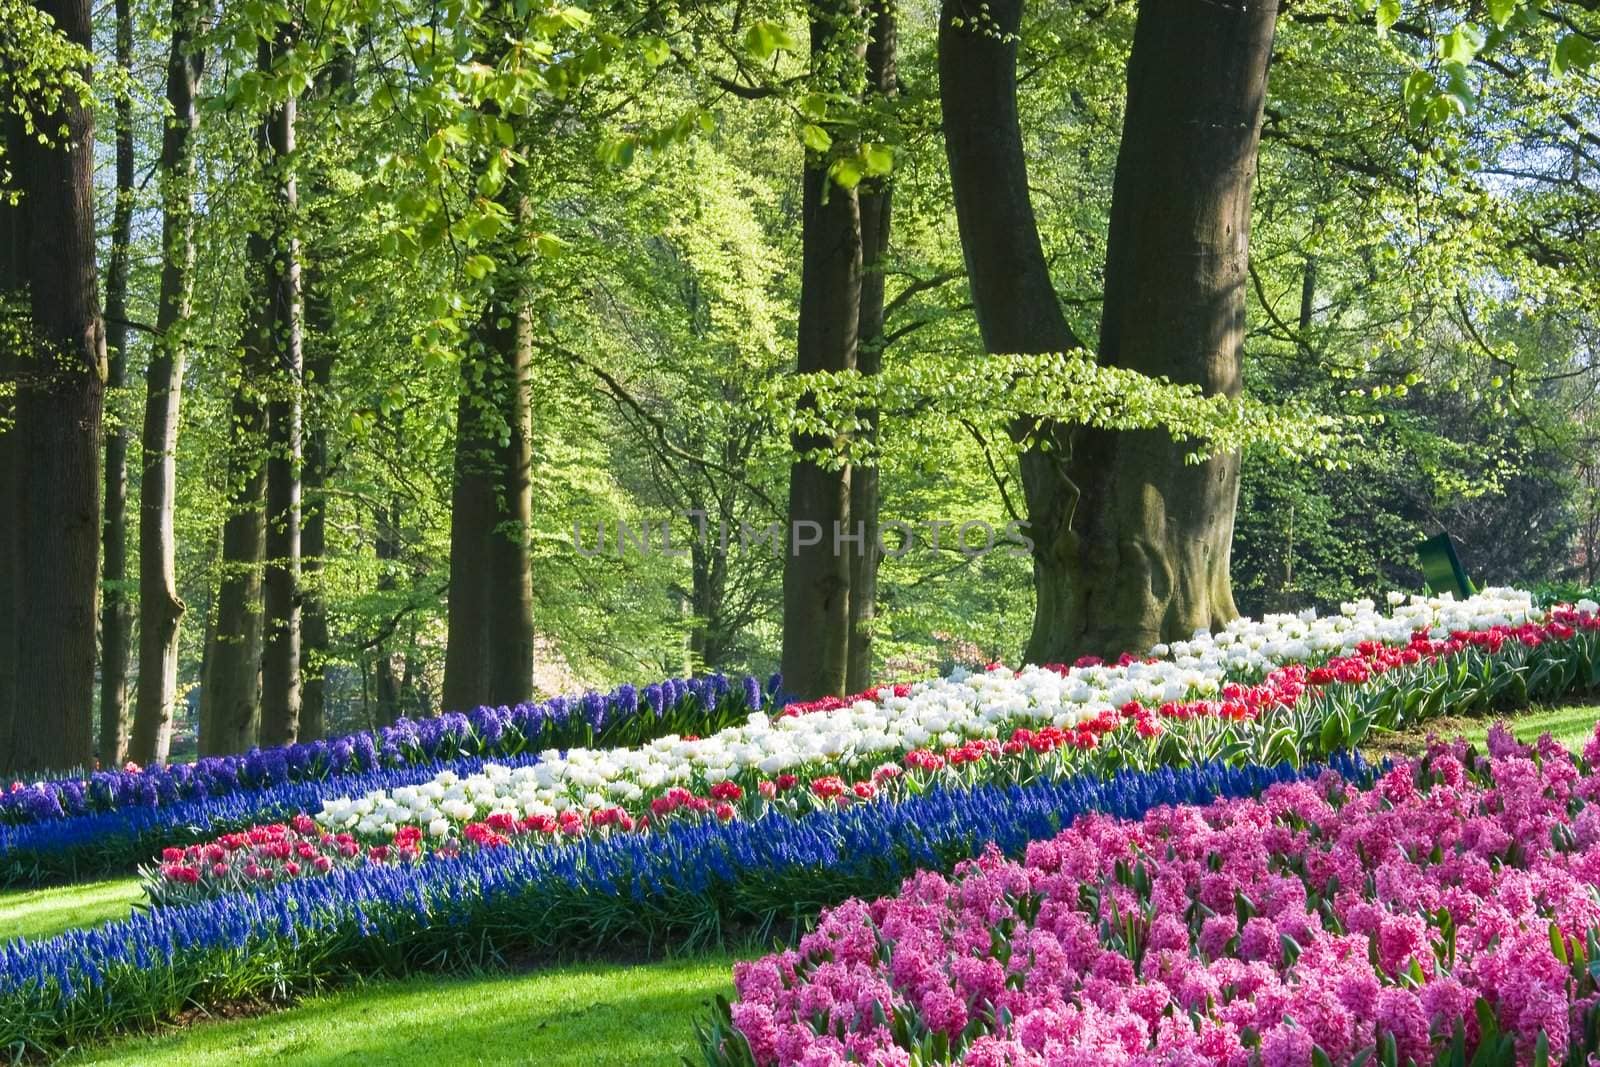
[317, 588, 1551, 838]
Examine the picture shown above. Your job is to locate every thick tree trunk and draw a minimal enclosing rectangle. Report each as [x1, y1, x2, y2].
[939, 0, 1083, 666]
[1045, 0, 1276, 659]
[846, 0, 895, 694]
[127, 0, 202, 766]
[483, 221, 535, 707]
[780, 5, 863, 701]
[258, 34, 303, 748]
[6, 0, 107, 773]
[941, 0, 1272, 661]
[445, 155, 534, 711]
[98, 0, 135, 767]
[0, 114, 23, 770]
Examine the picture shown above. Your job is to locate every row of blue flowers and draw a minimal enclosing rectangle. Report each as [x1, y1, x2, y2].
[2, 672, 778, 826]
[0, 752, 1368, 1056]
[0, 753, 545, 888]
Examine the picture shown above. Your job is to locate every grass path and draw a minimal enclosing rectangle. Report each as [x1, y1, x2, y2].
[62, 955, 737, 1066]
[0, 877, 144, 945]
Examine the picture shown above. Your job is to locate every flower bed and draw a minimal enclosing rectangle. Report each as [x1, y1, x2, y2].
[0, 756, 1357, 1058]
[0, 671, 775, 826]
[290, 596, 1595, 853]
[702, 728, 1600, 1066]
[0, 753, 544, 889]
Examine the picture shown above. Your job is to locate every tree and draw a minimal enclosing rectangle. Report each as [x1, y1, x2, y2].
[258, 27, 304, 748]
[781, 0, 864, 701]
[443, 119, 535, 712]
[98, 0, 136, 766]
[845, 0, 895, 694]
[127, 0, 204, 766]
[1045, 0, 1276, 657]
[942, 0, 1278, 660]
[2, 0, 106, 773]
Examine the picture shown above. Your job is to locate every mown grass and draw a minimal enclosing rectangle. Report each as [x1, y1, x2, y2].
[60, 955, 738, 1066]
[0, 877, 144, 946]
[1364, 703, 1600, 759]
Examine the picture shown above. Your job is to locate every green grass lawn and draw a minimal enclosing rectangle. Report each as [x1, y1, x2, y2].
[1366, 703, 1600, 758]
[0, 877, 144, 945]
[62, 955, 738, 1066]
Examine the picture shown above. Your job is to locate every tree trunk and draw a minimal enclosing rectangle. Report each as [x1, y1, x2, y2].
[939, 0, 1083, 666]
[443, 382, 494, 711]
[445, 154, 534, 711]
[202, 375, 267, 756]
[1046, 0, 1276, 658]
[98, 0, 136, 767]
[258, 32, 303, 748]
[6, 0, 107, 773]
[127, 0, 203, 766]
[299, 318, 331, 743]
[780, 4, 863, 701]
[941, 0, 1273, 661]
[374, 497, 402, 726]
[483, 205, 535, 707]
[297, 50, 352, 744]
[846, 0, 895, 694]
[0, 113, 24, 770]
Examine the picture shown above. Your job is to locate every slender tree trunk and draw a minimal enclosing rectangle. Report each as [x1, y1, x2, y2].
[127, 0, 203, 766]
[297, 51, 352, 744]
[374, 497, 402, 726]
[443, 383, 494, 711]
[98, 0, 136, 766]
[1049, 0, 1276, 657]
[258, 32, 303, 748]
[6, 0, 107, 773]
[299, 316, 331, 742]
[846, 0, 895, 694]
[781, 3, 863, 701]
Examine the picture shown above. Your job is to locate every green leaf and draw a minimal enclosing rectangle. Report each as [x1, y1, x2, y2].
[1553, 34, 1597, 78]
[797, 93, 829, 121]
[1440, 25, 1484, 65]
[829, 156, 864, 190]
[463, 254, 495, 280]
[801, 124, 832, 153]
[744, 20, 797, 60]
[862, 143, 893, 177]
[1487, 0, 1515, 29]
[534, 232, 569, 259]
[640, 36, 671, 67]
[1376, 0, 1402, 37]
[1402, 69, 1434, 124]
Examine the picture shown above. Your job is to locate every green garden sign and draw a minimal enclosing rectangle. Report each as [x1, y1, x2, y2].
[1417, 533, 1474, 599]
